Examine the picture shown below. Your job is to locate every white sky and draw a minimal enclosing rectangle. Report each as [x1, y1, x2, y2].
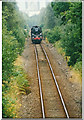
[16, 0, 53, 17]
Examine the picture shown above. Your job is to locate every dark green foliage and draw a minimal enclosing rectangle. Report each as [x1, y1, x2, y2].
[61, 23, 82, 66]
[50, 2, 82, 66]
[46, 26, 61, 43]
[2, 27, 19, 82]
[51, 2, 70, 24]
[42, 2, 82, 67]
[59, 2, 82, 66]
[65, 2, 82, 24]
[51, 2, 70, 16]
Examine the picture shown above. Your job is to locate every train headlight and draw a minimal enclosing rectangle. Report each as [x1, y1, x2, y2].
[32, 33, 34, 36]
[40, 33, 42, 35]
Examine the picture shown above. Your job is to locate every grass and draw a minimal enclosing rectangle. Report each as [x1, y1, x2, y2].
[45, 37, 49, 44]
[71, 61, 82, 85]
[2, 56, 31, 118]
[3, 79, 22, 118]
[69, 68, 82, 85]
[54, 41, 82, 85]
[54, 41, 70, 62]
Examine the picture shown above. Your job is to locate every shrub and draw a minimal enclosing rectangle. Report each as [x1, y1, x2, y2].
[46, 26, 61, 43]
[60, 23, 82, 66]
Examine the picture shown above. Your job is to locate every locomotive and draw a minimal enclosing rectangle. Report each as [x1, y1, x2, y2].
[31, 26, 43, 44]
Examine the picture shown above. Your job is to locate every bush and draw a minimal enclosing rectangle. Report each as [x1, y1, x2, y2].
[60, 23, 82, 66]
[45, 26, 61, 43]
[2, 66, 29, 118]
[74, 61, 82, 75]
[2, 25, 19, 82]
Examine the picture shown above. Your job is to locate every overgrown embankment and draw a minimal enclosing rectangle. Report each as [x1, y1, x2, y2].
[3, 56, 30, 118]
[2, 2, 29, 118]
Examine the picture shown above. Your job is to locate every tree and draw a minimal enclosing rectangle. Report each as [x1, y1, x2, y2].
[44, 4, 56, 29]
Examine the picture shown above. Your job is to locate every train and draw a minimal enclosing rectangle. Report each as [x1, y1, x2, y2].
[31, 26, 43, 44]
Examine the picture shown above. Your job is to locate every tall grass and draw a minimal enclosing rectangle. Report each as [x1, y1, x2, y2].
[2, 56, 30, 118]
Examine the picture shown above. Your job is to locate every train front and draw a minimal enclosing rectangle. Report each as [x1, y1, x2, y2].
[31, 26, 43, 44]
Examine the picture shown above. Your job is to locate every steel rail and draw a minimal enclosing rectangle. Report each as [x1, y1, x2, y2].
[34, 45, 45, 118]
[41, 44, 69, 118]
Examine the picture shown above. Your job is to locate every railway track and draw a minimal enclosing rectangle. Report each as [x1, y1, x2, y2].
[34, 43, 69, 118]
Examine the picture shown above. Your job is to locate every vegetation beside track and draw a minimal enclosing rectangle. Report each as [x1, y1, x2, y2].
[2, 56, 30, 118]
[39, 2, 82, 78]
[2, 2, 29, 118]
[54, 41, 82, 84]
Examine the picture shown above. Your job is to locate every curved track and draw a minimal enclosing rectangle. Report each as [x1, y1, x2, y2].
[34, 44, 69, 118]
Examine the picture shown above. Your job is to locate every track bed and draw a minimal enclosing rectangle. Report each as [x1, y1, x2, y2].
[35, 44, 69, 118]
